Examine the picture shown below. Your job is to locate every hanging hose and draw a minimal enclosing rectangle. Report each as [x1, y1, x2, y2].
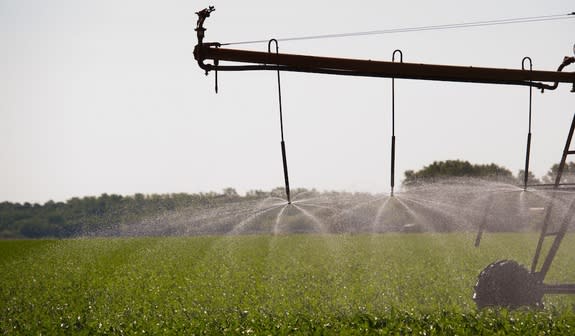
[390, 50, 403, 197]
[522, 57, 533, 190]
[269, 39, 291, 204]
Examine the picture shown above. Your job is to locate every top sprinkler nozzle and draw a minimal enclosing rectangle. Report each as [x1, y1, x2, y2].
[195, 6, 215, 31]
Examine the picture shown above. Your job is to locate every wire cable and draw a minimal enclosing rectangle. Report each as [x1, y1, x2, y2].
[221, 12, 575, 46]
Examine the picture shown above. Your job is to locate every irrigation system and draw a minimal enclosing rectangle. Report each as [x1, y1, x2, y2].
[194, 7, 575, 308]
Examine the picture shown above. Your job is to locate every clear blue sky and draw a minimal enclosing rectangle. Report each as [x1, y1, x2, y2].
[1, 0, 574, 203]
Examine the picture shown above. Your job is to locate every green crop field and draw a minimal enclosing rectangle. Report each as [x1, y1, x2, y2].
[2, 233, 575, 335]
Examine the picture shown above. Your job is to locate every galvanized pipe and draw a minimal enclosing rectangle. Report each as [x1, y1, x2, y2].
[195, 46, 575, 90]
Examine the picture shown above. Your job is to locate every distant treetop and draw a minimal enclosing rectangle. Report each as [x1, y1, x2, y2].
[403, 160, 515, 186]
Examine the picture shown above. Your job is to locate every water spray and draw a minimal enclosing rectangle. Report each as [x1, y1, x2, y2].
[390, 50, 403, 197]
[269, 39, 291, 204]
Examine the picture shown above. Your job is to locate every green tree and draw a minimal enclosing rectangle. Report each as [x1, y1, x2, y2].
[542, 162, 575, 184]
[246, 189, 270, 198]
[403, 160, 515, 186]
[270, 187, 288, 198]
[222, 187, 239, 198]
[517, 170, 541, 185]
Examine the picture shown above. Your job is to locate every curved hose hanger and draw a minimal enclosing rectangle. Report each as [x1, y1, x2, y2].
[269, 39, 291, 204]
[522, 56, 533, 190]
[390, 50, 403, 196]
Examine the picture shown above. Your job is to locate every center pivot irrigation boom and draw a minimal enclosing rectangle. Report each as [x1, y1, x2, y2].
[195, 7, 575, 90]
[194, 7, 575, 308]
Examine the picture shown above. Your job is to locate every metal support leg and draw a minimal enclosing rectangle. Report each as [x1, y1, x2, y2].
[536, 199, 575, 281]
[554, 113, 575, 187]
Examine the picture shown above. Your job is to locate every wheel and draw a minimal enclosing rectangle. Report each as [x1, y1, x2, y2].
[473, 260, 543, 309]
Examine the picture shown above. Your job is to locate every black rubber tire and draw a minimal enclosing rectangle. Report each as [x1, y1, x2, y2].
[473, 260, 543, 309]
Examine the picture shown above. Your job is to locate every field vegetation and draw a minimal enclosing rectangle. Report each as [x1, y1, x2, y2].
[2, 234, 575, 334]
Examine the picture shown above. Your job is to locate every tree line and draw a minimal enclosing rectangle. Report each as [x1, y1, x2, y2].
[402, 160, 575, 186]
[0, 190, 274, 239]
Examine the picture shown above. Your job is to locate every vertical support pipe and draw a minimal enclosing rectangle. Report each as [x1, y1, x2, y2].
[524, 133, 531, 188]
[390, 50, 403, 197]
[281, 141, 290, 203]
[390, 135, 395, 196]
[522, 57, 533, 191]
[390, 56, 396, 197]
[214, 59, 219, 93]
[269, 39, 291, 204]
